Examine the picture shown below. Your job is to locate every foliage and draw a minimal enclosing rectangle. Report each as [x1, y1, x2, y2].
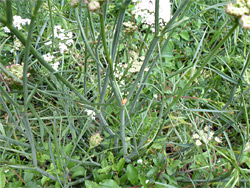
[0, 0, 250, 187]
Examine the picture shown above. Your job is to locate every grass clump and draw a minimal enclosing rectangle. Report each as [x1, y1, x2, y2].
[0, 0, 250, 187]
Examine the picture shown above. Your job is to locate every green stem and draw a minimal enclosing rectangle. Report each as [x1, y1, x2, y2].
[0, 15, 93, 106]
[164, 23, 238, 115]
[99, 4, 114, 76]
[5, 0, 13, 26]
[155, 0, 159, 36]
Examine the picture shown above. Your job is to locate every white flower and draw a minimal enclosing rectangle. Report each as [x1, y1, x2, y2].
[22, 18, 31, 25]
[45, 41, 52, 46]
[133, 0, 171, 26]
[86, 109, 96, 120]
[12, 15, 30, 30]
[244, 142, 250, 152]
[214, 136, 222, 143]
[42, 53, 54, 62]
[54, 25, 64, 32]
[145, 180, 149, 184]
[137, 159, 143, 164]
[153, 94, 157, 99]
[192, 133, 200, 139]
[66, 39, 74, 46]
[52, 62, 60, 71]
[58, 43, 68, 54]
[54, 25, 65, 38]
[13, 15, 23, 29]
[195, 140, 202, 146]
[58, 33, 67, 40]
[3, 26, 10, 33]
[204, 126, 210, 132]
[67, 32, 73, 38]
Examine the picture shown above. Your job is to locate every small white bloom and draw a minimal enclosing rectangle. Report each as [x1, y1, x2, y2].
[54, 25, 64, 38]
[58, 33, 67, 40]
[58, 43, 68, 54]
[244, 142, 250, 152]
[145, 180, 149, 184]
[153, 94, 157, 99]
[42, 53, 54, 62]
[52, 62, 60, 71]
[200, 130, 204, 136]
[133, 0, 171, 26]
[67, 32, 73, 38]
[214, 136, 222, 143]
[22, 18, 31, 25]
[66, 39, 74, 46]
[13, 15, 23, 29]
[204, 126, 210, 132]
[45, 41, 52, 46]
[195, 140, 202, 146]
[54, 25, 64, 33]
[3, 26, 10, 33]
[137, 159, 143, 164]
[207, 131, 214, 140]
[192, 133, 200, 139]
[12, 15, 30, 30]
[86, 109, 96, 120]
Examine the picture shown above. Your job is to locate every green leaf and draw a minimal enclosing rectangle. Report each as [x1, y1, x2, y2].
[67, 156, 80, 169]
[25, 181, 38, 188]
[41, 176, 50, 186]
[147, 167, 158, 177]
[99, 179, 120, 188]
[24, 171, 34, 183]
[0, 168, 6, 188]
[98, 165, 112, 174]
[63, 143, 73, 156]
[71, 166, 86, 178]
[108, 152, 114, 164]
[139, 175, 149, 188]
[127, 164, 138, 185]
[185, 46, 192, 56]
[179, 30, 190, 41]
[55, 181, 61, 188]
[101, 158, 108, 168]
[40, 154, 50, 163]
[85, 180, 100, 188]
[116, 158, 125, 172]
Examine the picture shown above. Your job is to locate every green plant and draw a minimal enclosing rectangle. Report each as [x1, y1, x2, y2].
[1, 0, 250, 187]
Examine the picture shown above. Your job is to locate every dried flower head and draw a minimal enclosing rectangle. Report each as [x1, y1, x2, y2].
[70, 0, 81, 8]
[225, 0, 250, 29]
[88, 0, 100, 11]
[2, 64, 31, 89]
[90, 133, 103, 148]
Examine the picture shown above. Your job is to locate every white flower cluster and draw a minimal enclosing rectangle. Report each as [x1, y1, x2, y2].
[10, 39, 22, 53]
[3, 15, 30, 53]
[192, 126, 222, 146]
[226, 0, 250, 29]
[42, 25, 74, 70]
[44, 25, 74, 55]
[3, 15, 30, 33]
[132, 0, 171, 26]
[42, 53, 60, 71]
